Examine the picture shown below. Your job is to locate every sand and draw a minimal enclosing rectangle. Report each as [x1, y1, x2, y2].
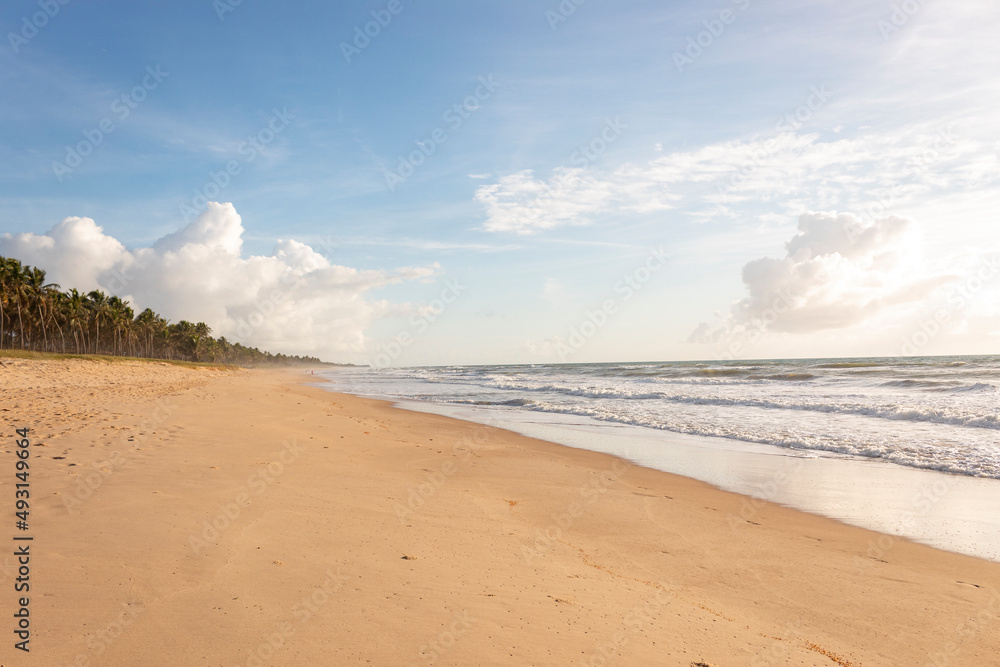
[1, 358, 998, 666]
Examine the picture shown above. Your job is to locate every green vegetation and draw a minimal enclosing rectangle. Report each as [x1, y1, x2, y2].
[0, 255, 324, 367]
[0, 348, 239, 369]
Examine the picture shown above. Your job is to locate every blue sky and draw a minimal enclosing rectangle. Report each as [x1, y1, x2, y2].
[2, 0, 998, 365]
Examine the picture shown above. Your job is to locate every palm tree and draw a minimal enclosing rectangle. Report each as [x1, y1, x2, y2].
[5, 259, 29, 349]
[106, 296, 134, 356]
[49, 290, 68, 353]
[135, 308, 168, 358]
[135, 308, 153, 357]
[0, 253, 324, 366]
[154, 326, 173, 359]
[63, 289, 88, 353]
[0, 257, 12, 349]
[25, 267, 59, 351]
[87, 290, 110, 354]
[192, 321, 212, 361]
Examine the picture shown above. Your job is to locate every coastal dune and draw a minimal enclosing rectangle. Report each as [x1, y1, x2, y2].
[3, 358, 999, 666]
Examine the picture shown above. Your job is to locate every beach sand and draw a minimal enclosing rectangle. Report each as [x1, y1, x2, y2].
[2, 358, 999, 666]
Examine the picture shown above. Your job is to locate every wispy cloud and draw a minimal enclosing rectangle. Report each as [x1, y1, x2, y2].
[318, 236, 521, 253]
[474, 121, 995, 235]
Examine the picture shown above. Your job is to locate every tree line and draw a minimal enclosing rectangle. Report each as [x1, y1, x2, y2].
[0, 255, 325, 367]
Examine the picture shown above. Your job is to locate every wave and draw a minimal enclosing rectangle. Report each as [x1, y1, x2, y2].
[452, 378, 1000, 430]
[694, 368, 759, 376]
[814, 362, 885, 368]
[880, 379, 961, 389]
[957, 382, 997, 393]
[880, 379, 996, 393]
[504, 401, 1000, 479]
[416, 370, 828, 390]
[325, 356, 1000, 480]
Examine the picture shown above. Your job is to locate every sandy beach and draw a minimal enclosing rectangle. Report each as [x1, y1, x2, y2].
[2, 358, 999, 666]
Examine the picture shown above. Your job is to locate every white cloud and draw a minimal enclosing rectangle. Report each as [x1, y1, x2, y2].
[0, 216, 128, 291]
[689, 211, 956, 342]
[0, 202, 438, 361]
[475, 167, 620, 235]
[474, 122, 995, 235]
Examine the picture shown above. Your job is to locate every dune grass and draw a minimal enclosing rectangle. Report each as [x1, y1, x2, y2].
[0, 349, 239, 370]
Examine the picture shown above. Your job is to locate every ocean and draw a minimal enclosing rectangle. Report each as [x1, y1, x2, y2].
[316, 355, 1000, 561]
[322, 355, 1000, 479]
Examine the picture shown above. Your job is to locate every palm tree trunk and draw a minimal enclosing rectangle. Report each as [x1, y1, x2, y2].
[16, 301, 25, 350]
[37, 304, 49, 351]
[55, 319, 65, 353]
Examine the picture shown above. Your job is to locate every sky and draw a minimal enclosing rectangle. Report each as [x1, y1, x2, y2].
[1, 0, 998, 366]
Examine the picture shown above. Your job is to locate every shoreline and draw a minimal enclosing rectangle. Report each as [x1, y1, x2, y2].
[6, 359, 1000, 665]
[372, 396, 1000, 564]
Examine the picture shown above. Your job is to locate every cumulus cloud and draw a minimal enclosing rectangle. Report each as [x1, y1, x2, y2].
[0, 202, 438, 361]
[690, 211, 954, 343]
[0, 216, 128, 292]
